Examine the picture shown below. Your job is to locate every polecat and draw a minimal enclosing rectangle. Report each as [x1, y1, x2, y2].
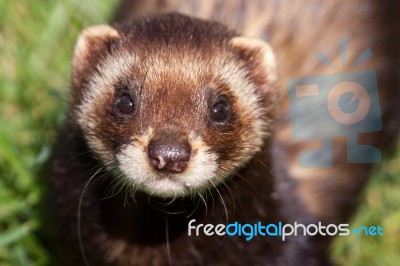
[49, 0, 400, 265]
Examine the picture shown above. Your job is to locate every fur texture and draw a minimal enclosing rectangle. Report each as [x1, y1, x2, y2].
[49, 1, 400, 265]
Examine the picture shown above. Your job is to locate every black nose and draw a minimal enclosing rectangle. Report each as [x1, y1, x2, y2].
[148, 138, 191, 173]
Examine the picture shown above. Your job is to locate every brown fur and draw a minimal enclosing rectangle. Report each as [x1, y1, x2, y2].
[114, 0, 400, 222]
[49, 1, 400, 265]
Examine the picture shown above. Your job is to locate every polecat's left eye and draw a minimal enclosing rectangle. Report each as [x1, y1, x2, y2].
[210, 101, 231, 122]
[115, 95, 134, 115]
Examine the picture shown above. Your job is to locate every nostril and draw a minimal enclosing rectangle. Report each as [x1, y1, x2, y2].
[170, 158, 189, 172]
[147, 140, 190, 173]
[148, 155, 166, 170]
[148, 145, 165, 170]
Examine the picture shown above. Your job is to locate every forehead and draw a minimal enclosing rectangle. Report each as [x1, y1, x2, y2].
[90, 35, 243, 96]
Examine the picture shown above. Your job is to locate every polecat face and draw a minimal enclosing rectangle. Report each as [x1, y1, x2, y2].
[71, 13, 279, 198]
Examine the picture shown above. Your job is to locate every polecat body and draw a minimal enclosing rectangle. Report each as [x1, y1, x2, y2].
[49, 0, 400, 265]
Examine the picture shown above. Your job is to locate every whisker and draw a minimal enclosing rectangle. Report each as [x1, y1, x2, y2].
[186, 196, 201, 218]
[197, 191, 208, 214]
[101, 174, 127, 200]
[210, 181, 229, 222]
[165, 217, 172, 266]
[215, 175, 236, 218]
[78, 167, 104, 266]
[254, 158, 274, 177]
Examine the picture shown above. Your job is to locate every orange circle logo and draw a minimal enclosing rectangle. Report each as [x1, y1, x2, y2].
[327, 81, 371, 125]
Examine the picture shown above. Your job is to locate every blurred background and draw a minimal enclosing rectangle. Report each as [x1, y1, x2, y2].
[0, 0, 399, 265]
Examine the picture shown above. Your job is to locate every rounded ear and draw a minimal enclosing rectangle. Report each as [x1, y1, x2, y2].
[229, 36, 278, 86]
[229, 36, 280, 110]
[72, 25, 120, 89]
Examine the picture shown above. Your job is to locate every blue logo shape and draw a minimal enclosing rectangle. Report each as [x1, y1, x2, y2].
[339, 93, 359, 113]
[286, 39, 382, 168]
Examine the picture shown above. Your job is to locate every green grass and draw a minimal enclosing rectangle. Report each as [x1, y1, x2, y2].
[331, 143, 400, 266]
[0, 1, 398, 265]
[0, 0, 117, 264]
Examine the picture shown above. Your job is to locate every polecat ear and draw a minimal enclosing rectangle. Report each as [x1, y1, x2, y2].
[72, 25, 120, 88]
[229, 36, 280, 111]
[229, 36, 278, 87]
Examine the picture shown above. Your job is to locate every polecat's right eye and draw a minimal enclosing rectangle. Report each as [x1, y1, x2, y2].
[210, 100, 231, 123]
[115, 95, 134, 116]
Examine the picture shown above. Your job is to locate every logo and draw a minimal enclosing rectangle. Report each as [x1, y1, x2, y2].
[188, 219, 384, 241]
[286, 39, 382, 167]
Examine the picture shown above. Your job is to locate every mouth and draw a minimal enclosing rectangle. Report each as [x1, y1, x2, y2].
[113, 161, 219, 198]
[139, 174, 194, 198]
[154, 173, 177, 181]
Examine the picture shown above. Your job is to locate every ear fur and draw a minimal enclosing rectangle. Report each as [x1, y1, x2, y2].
[71, 25, 120, 93]
[229, 36, 277, 84]
[73, 25, 120, 68]
[229, 36, 280, 110]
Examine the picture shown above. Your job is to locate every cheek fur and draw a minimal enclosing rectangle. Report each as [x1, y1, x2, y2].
[202, 99, 267, 177]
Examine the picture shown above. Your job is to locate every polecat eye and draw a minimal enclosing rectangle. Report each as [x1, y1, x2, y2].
[210, 101, 231, 122]
[115, 95, 134, 115]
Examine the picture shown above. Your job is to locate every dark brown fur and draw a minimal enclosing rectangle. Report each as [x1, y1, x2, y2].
[49, 1, 400, 265]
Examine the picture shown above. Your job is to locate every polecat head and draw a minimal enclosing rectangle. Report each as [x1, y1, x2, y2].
[71, 13, 279, 198]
